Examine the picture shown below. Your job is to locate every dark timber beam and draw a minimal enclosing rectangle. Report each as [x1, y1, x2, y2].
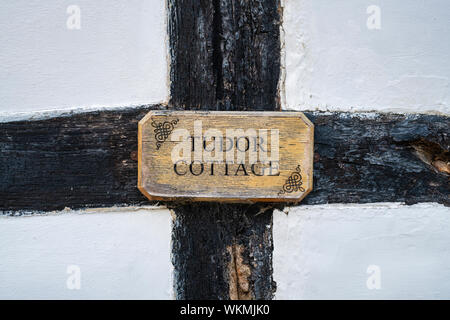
[0, 0, 448, 300]
[0, 108, 448, 214]
[168, 0, 281, 299]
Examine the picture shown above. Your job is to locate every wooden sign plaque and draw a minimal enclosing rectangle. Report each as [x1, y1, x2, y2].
[138, 111, 314, 202]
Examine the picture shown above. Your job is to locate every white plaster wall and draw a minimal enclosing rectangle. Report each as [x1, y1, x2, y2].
[282, 0, 450, 114]
[273, 203, 450, 299]
[0, 2, 172, 299]
[1, 0, 448, 301]
[0, 0, 167, 118]
[0, 208, 173, 299]
[278, 1, 450, 299]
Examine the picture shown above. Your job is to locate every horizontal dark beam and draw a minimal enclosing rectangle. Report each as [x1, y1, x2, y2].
[307, 112, 448, 206]
[0, 106, 448, 213]
[0, 105, 163, 214]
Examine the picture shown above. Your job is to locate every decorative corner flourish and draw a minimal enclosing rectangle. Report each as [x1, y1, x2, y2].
[151, 118, 179, 150]
[278, 165, 305, 196]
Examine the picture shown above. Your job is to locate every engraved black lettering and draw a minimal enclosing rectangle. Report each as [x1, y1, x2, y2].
[189, 161, 204, 176]
[235, 163, 249, 176]
[268, 161, 280, 176]
[224, 162, 229, 176]
[203, 137, 215, 152]
[236, 136, 250, 152]
[251, 162, 264, 176]
[174, 160, 187, 176]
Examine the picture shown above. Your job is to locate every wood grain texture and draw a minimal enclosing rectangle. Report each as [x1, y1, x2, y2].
[168, 0, 281, 300]
[168, 0, 281, 111]
[172, 202, 275, 300]
[138, 111, 314, 202]
[1, 0, 447, 300]
[307, 112, 449, 206]
[0, 108, 448, 214]
[0, 106, 162, 214]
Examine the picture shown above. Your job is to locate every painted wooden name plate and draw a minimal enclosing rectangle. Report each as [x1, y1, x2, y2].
[138, 111, 314, 202]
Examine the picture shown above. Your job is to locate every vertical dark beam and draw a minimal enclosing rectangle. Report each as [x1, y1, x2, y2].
[168, 0, 216, 108]
[168, 0, 281, 299]
[218, 0, 281, 111]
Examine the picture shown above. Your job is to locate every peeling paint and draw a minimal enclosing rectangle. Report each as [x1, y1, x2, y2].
[227, 244, 252, 300]
[410, 139, 450, 175]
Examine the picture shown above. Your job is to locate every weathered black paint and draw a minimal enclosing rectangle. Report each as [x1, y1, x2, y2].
[307, 112, 449, 206]
[0, 111, 448, 297]
[168, 0, 281, 111]
[1, 108, 448, 212]
[0, 106, 161, 213]
[0, 0, 448, 301]
[168, 0, 281, 299]
[172, 203, 275, 300]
